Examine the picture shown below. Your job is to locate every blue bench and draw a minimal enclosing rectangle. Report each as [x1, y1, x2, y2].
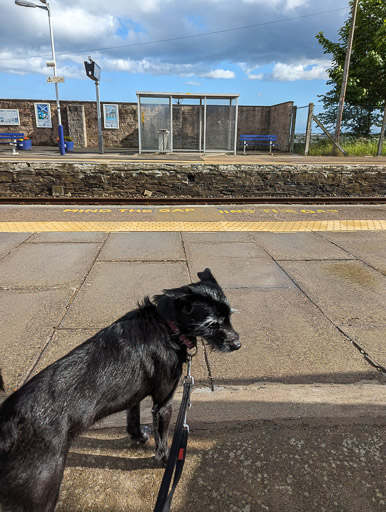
[0, 133, 24, 154]
[240, 134, 277, 155]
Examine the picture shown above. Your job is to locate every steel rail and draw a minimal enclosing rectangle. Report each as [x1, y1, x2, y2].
[0, 196, 385, 205]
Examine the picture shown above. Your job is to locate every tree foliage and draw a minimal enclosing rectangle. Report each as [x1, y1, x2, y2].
[316, 0, 386, 136]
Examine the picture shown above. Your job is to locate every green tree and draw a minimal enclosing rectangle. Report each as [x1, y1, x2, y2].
[316, 0, 386, 136]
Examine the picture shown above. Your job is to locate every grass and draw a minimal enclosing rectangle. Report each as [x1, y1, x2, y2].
[295, 136, 385, 157]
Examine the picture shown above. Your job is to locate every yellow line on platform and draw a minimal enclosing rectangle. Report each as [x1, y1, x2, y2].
[0, 220, 385, 233]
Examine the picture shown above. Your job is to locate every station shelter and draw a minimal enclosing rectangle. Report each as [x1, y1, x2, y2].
[136, 92, 239, 154]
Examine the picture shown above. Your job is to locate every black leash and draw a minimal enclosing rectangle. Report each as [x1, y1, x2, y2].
[153, 355, 194, 512]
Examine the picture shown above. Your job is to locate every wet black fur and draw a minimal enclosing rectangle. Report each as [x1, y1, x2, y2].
[0, 268, 240, 512]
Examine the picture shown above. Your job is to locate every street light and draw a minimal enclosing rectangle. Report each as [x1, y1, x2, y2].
[15, 0, 66, 155]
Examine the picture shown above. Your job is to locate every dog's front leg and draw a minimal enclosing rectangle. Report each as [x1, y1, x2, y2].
[152, 399, 173, 465]
[126, 404, 149, 445]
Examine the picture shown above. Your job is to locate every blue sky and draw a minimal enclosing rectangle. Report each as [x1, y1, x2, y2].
[0, 0, 351, 108]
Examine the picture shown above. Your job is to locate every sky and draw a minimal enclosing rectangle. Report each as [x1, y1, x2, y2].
[0, 0, 352, 109]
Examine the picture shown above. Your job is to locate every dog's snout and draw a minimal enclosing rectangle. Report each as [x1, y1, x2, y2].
[230, 339, 241, 351]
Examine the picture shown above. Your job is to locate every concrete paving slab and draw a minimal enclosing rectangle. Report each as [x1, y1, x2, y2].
[61, 261, 190, 328]
[249, 232, 353, 261]
[0, 232, 30, 259]
[0, 242, 102, 288]
[339, 325, 386, 368]
[280, 260, 386, 326]
[182, 232, 252, 243]
[204, 288, 379, 385]
[189, 257, 296, 289]
[185, 382, 386, 425]
[185, 241, 294, 290]
[320, 231, 386, 274]
[98, 232, 185, 261]
[0, 288, 72, 389]
[186, 240, 270, 260]
[55, 423, 386, 512]
[27, 232, 108, 243]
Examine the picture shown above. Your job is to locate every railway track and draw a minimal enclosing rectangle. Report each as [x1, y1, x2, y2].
[0, 196, 385, 205]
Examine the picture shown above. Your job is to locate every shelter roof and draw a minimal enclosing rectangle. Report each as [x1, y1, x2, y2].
[136, 91, 239, 100]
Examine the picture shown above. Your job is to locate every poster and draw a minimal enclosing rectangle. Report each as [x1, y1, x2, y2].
[0, 109, 20, 125]
[103, 104, 119, 129]
[34, 103, 52, 128]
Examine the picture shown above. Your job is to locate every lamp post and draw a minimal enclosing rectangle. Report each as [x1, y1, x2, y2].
[15, 0, 66, 155]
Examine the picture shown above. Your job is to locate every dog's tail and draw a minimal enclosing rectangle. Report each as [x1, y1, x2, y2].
[0, 370, 4, 392]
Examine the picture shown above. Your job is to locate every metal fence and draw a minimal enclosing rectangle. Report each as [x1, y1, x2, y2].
[291, 103, 386, 156]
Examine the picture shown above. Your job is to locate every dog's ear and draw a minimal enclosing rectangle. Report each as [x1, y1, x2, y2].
[162, 285, 193, 299]
[197, 268, 217, 284]
[162, 286, 195, 315]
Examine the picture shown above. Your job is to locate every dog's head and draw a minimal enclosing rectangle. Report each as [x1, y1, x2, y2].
[155, 268, 241, 352]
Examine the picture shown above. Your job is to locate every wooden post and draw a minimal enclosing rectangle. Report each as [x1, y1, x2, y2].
[304, 103, 314, 156]
[289, 106, 297, 153]
[377, 105, 386, 157]
[312, 114, 348, 156]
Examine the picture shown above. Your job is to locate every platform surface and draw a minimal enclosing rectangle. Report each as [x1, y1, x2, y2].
[0, 203, 385, 511]
[0, 144, 385, 166]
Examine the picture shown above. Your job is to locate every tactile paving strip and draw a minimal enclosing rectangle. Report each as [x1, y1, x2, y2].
[0, 220, 385, 232]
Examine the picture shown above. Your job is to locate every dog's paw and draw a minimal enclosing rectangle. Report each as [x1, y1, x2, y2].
[130, 433, 150, 446]
[154, 451, 169, 466]
[129, 426, 150, 446]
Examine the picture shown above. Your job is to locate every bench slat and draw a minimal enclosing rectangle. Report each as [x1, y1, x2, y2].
[240, 135, 277, 140]
[0, 133, 24, 140]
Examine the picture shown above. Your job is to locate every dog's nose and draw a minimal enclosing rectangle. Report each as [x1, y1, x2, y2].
[230, 339, 241, 351]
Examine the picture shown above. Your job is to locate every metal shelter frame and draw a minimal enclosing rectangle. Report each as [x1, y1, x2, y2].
[137, 92, 239, 154]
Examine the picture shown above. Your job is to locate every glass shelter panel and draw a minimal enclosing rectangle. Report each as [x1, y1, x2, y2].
[205, 98, 236, 152]
[137, 92, 239, 154]
[140, 97, 171, 152]
[172, 98, 201, 151]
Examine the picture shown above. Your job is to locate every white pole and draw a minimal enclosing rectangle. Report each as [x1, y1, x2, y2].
[203, 97, 207, 154]
[199, 99, 202, 152]
[233, 97, 239, 155]
[47, 3, 65, 155]
[169, 96, 173, 153]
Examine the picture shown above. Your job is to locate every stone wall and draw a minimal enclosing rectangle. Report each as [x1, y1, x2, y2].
[0, 98, 293, 151]
[0, 161, 384, 198]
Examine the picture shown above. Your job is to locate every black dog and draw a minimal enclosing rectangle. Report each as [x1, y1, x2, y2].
[0, 268, 240, 512]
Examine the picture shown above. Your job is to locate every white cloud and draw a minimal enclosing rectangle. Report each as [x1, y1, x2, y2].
[201, 69, 235, 79]
[271, 60, 329, 81]
[239, 63, 264, 80]
[0, 51, 80, 79]
[242, 0, 308, 9]
[1, 0, 346, 84]
[105, 58, 235, 79]
[52, 8, 118, 45]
